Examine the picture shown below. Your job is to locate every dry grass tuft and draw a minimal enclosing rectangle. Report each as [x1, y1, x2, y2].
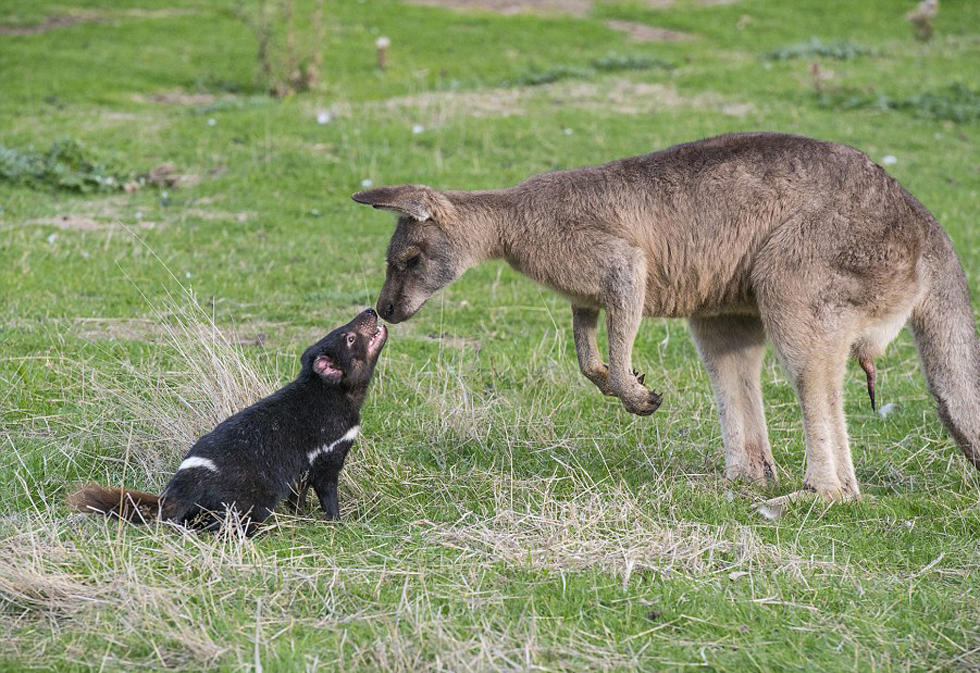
[417, 478, 808, 582]
[66, 289, 276, 478]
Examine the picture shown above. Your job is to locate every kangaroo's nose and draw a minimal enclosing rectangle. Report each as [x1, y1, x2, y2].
[379, 303, 394, 321]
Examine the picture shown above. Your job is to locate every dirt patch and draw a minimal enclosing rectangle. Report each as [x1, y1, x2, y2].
[182, 209, 252, 223]
[606, 20, 693, 42]
[381, 87, 525, 119]
[141, 163, 202, 189]
[73, 318, 286, 347]
[141, 91, 221, 106]
[331, 78, 753, 126]
[26, 215, 158, 232]
[556, 80, 754, 117]
[0, 8, 198, 34]
[406, 0, 592, 17]
[0, 13, 101, 35]
[118, 8, 199, 19]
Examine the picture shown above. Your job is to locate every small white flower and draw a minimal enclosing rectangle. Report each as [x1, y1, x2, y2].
[376, 36, 390, 49]
[563, 128, 573, 135]
[185, 272, 193, 279]
[881, 155, 897, 166]
[134, 211, 144, 220]
[361, 178, 374, 188]
[316, 111, 331, 125]
[47, 233, 58, 244]
[207, 118, 217, 127]
[878, 402, 898, 418]
[80, 250, 90, 259]
[412, 124, 425, 134]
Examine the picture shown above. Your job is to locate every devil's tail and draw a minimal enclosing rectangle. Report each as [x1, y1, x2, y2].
[67, 483, 163, 524]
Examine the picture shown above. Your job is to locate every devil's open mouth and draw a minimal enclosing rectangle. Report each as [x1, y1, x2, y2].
[368, 324, 387, 352]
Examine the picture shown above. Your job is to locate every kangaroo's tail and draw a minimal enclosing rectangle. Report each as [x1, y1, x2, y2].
[909, 224, 980, 468]
[66, 483, 163, 523]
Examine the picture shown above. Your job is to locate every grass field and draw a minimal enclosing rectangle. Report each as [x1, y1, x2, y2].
[2, 0, 980, 670]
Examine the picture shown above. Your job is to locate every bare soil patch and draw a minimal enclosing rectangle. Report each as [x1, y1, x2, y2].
[0, 8, 195, 35]
[407, 0, 592, 17]
[26, 215, 158, 232]
[337, 78, 753, 127]
[557, 79, 754, 117]
[73, 317, 286, 347]
[142, 91, 221, 106]
[0, 13, 100, 35]
[381, 87, 526, 118]
[606, 19, 693, 42]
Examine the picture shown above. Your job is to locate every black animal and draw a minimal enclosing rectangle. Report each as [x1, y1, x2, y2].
[68, 309, 387, 532]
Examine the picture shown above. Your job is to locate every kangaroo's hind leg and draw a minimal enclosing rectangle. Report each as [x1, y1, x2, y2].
[572, 305, 614, 396]
[768, 325, 858, 501]
[689, 315, 776, 485]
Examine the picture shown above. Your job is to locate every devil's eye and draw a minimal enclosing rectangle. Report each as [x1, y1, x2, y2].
[346, 335, 356, 345]
[405, 254, 421, 269]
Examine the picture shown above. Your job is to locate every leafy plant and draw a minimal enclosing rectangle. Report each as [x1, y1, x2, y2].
[766, 37, 873, 61]
[0, 139, 131, 193]
[818, 83, 980, 122]
[510, 53, 673, 87]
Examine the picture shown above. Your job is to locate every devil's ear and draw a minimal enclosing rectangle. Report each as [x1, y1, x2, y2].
[313, 356, 344, 383]
[351, 185, 438, 221]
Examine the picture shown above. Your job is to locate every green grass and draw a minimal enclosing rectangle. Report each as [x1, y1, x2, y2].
[2, 0, 979, 671]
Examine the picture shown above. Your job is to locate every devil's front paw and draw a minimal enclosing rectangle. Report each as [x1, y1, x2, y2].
[621, 386, 663, 416]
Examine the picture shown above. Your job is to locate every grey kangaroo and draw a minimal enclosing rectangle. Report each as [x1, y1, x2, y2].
[353, 132, 980, 507]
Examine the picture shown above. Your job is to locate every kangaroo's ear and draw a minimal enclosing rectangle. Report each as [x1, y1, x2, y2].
[352, 185, 438, 221]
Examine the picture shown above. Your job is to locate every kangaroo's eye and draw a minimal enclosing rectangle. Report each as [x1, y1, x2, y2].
[346, 335, 356, 345]
[405, 254, 421, 269]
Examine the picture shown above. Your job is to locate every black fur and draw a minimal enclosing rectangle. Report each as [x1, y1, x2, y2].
[68, 309, 387, 532]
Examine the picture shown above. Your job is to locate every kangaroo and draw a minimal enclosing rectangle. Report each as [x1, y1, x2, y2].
[352, 132, 980, 507]
[68, 309, 388, 532]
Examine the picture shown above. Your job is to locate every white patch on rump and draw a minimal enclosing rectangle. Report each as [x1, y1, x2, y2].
[307, 425, 360, 464]
[177, 456, 219, 473]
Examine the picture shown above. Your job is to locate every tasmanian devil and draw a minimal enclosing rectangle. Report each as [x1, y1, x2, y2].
[68, 309, 387, 532]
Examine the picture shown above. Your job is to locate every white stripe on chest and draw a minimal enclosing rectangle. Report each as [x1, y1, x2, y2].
[177, 456, 219, 473]
[307, 425, 360, 465]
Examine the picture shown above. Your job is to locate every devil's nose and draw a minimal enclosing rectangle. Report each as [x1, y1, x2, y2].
[378, 302, 395, 321]
[364, 307, 378, 318]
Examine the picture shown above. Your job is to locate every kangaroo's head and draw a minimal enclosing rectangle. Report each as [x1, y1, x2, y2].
[352, 185, 472, 323]
[301, 309, 388, 390]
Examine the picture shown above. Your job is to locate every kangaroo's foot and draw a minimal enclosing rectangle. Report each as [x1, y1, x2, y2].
[725, 448, 777, 486]
[755, 482, 861, 520]
[583, 365, 650, 399]
[619, 383, 663, 416]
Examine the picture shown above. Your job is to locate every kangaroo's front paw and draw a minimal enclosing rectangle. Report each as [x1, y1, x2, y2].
[620, 385, 663, 416]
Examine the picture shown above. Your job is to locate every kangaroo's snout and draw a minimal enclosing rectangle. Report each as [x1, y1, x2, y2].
[378, 301, 396, 322]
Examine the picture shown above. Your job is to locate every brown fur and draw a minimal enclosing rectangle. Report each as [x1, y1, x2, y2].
[353, 132, 980, 502]
[66, 484, 167, 523]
